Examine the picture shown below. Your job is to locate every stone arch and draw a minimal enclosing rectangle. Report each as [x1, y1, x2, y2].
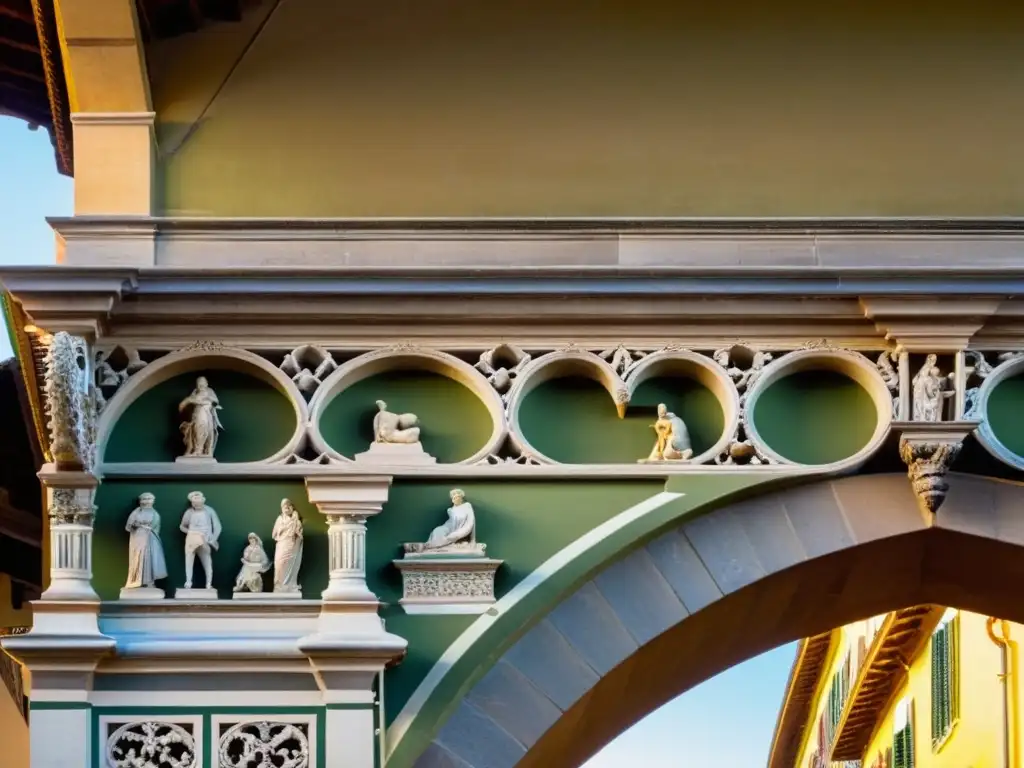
[307, 347, 506, 465]
[96, 345, 309, 464]
[396, 472, 1024, 768]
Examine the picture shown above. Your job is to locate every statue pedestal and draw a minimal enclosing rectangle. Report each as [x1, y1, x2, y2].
[175, 455, 217, 464]
[353, 442, 437, 465]
[232, 591, 304, 600]
[393, 556, 503, 614]
[174, 587, 218, 600]
[118, 586, 165, 601]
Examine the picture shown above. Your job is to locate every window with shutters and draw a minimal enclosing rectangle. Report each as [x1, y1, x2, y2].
[825, 646, 853, 748]
[892, 698, 915, 768]
[930, 609, 959, 749]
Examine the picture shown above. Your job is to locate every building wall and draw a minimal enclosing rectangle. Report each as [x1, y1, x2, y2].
[0, 679, 28, 768]
[796, 610, 1014, 768]
[795, 615, 885, 767]
[861, 611, 1006, 768]
[148, 0, 1024, 218]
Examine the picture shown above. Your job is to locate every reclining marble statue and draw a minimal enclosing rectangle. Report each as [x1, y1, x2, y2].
[177, 376, 224, 462]
[121, 492, 168, 599]
[177, 490, 222, 597]
[394, 489, 501, 612]
[644, 403, 694, 462]
[403, 488, 486, 558]
[354, 399, 437, 464]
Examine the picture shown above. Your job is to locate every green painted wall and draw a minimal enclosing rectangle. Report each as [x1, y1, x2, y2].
[519, 376, 724, 463]
[104, 371, 295, 463]
[987, 374, 1024, 458]
[94, 478, 662, 723]
[753, 371, 877, 464]
[319, 372, 492, 463]
[385, 472, 794, 768]
[152, 0, 1024, 216]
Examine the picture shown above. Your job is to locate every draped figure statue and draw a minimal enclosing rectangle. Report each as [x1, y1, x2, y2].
[124, 492, 168, 590]
[178, 376, 224, 459]
[272, 499, 304, 593]
[403, 489, 486, 557]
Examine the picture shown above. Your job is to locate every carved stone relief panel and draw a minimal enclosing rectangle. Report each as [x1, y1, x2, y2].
[103, 719, 198, 768]
[216, 719, 312, 768]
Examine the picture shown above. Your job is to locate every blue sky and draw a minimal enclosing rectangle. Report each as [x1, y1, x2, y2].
[0, 114, 798, 766]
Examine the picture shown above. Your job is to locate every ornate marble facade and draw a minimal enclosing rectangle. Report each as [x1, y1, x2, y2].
[5, 224, 1024, 768]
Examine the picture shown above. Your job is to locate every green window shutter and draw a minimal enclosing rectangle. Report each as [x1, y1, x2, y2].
[893, 699, 915, 768]
[930, 614, 959, 748]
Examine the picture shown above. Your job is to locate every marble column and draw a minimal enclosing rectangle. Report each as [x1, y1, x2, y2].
[300, 475, 407, 768]
[40, 471, 99, 602]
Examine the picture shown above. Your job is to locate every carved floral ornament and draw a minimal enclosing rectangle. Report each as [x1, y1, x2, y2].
[105, 721, 196, 768]
[88, 340, 1024, 473]
[218, 721, 310, 768]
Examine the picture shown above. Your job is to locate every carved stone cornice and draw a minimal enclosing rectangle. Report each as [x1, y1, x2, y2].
[6, 264, 1024, 351]
[860, 297, 1003, 351]
[894, 422, 979, 515]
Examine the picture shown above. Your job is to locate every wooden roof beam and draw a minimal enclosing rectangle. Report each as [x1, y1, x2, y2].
[0, 6, 32, 23]
[0, 36, 39, 54]
[0, 62, 42, 83]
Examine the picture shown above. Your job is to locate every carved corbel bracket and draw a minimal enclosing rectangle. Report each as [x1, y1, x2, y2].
[894, 421, 979, 516]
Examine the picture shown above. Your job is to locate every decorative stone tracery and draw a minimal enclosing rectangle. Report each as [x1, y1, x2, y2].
[105, 721, 197, 768]
[218, 721, 310, 768]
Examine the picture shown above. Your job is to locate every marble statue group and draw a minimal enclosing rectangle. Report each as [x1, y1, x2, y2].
[121, 492, 305, 600]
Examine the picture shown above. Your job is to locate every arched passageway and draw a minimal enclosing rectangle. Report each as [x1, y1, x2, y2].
[403, 472, 1024, 768]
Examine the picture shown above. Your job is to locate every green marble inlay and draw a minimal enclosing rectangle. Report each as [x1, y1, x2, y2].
[753, 370, 877, 465]
[519, 375, 724, 463]
[104, 370, 295, 463]
[988, 373, 1024, 458]
[319, 371, 492, 463]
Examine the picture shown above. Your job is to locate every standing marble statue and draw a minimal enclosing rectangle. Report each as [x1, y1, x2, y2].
[179, 491, 222, 592]
[404, 488, 485, 556]
[373, 399, 421, 444]
[272, 498, 304, 593]
[233, 533, 270, 593]
[912, 355, 954, 422]
[178, 376, 224, 460]
[647, 403, 694, 461]
[123, 492, 168, 594]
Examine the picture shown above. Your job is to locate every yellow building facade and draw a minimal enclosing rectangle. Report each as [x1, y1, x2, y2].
[771, 607, 1020, 768]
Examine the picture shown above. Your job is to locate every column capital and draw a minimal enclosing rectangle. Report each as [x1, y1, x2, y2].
[304, 475, 392, 517]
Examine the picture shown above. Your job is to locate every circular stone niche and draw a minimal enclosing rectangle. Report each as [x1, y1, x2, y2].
[985, 373, 1024, 459]
[519, 375, 724, 464]
[752, 370, 877, 465]
[104, 369, 296, 463]
[319, 370, 492, 463]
